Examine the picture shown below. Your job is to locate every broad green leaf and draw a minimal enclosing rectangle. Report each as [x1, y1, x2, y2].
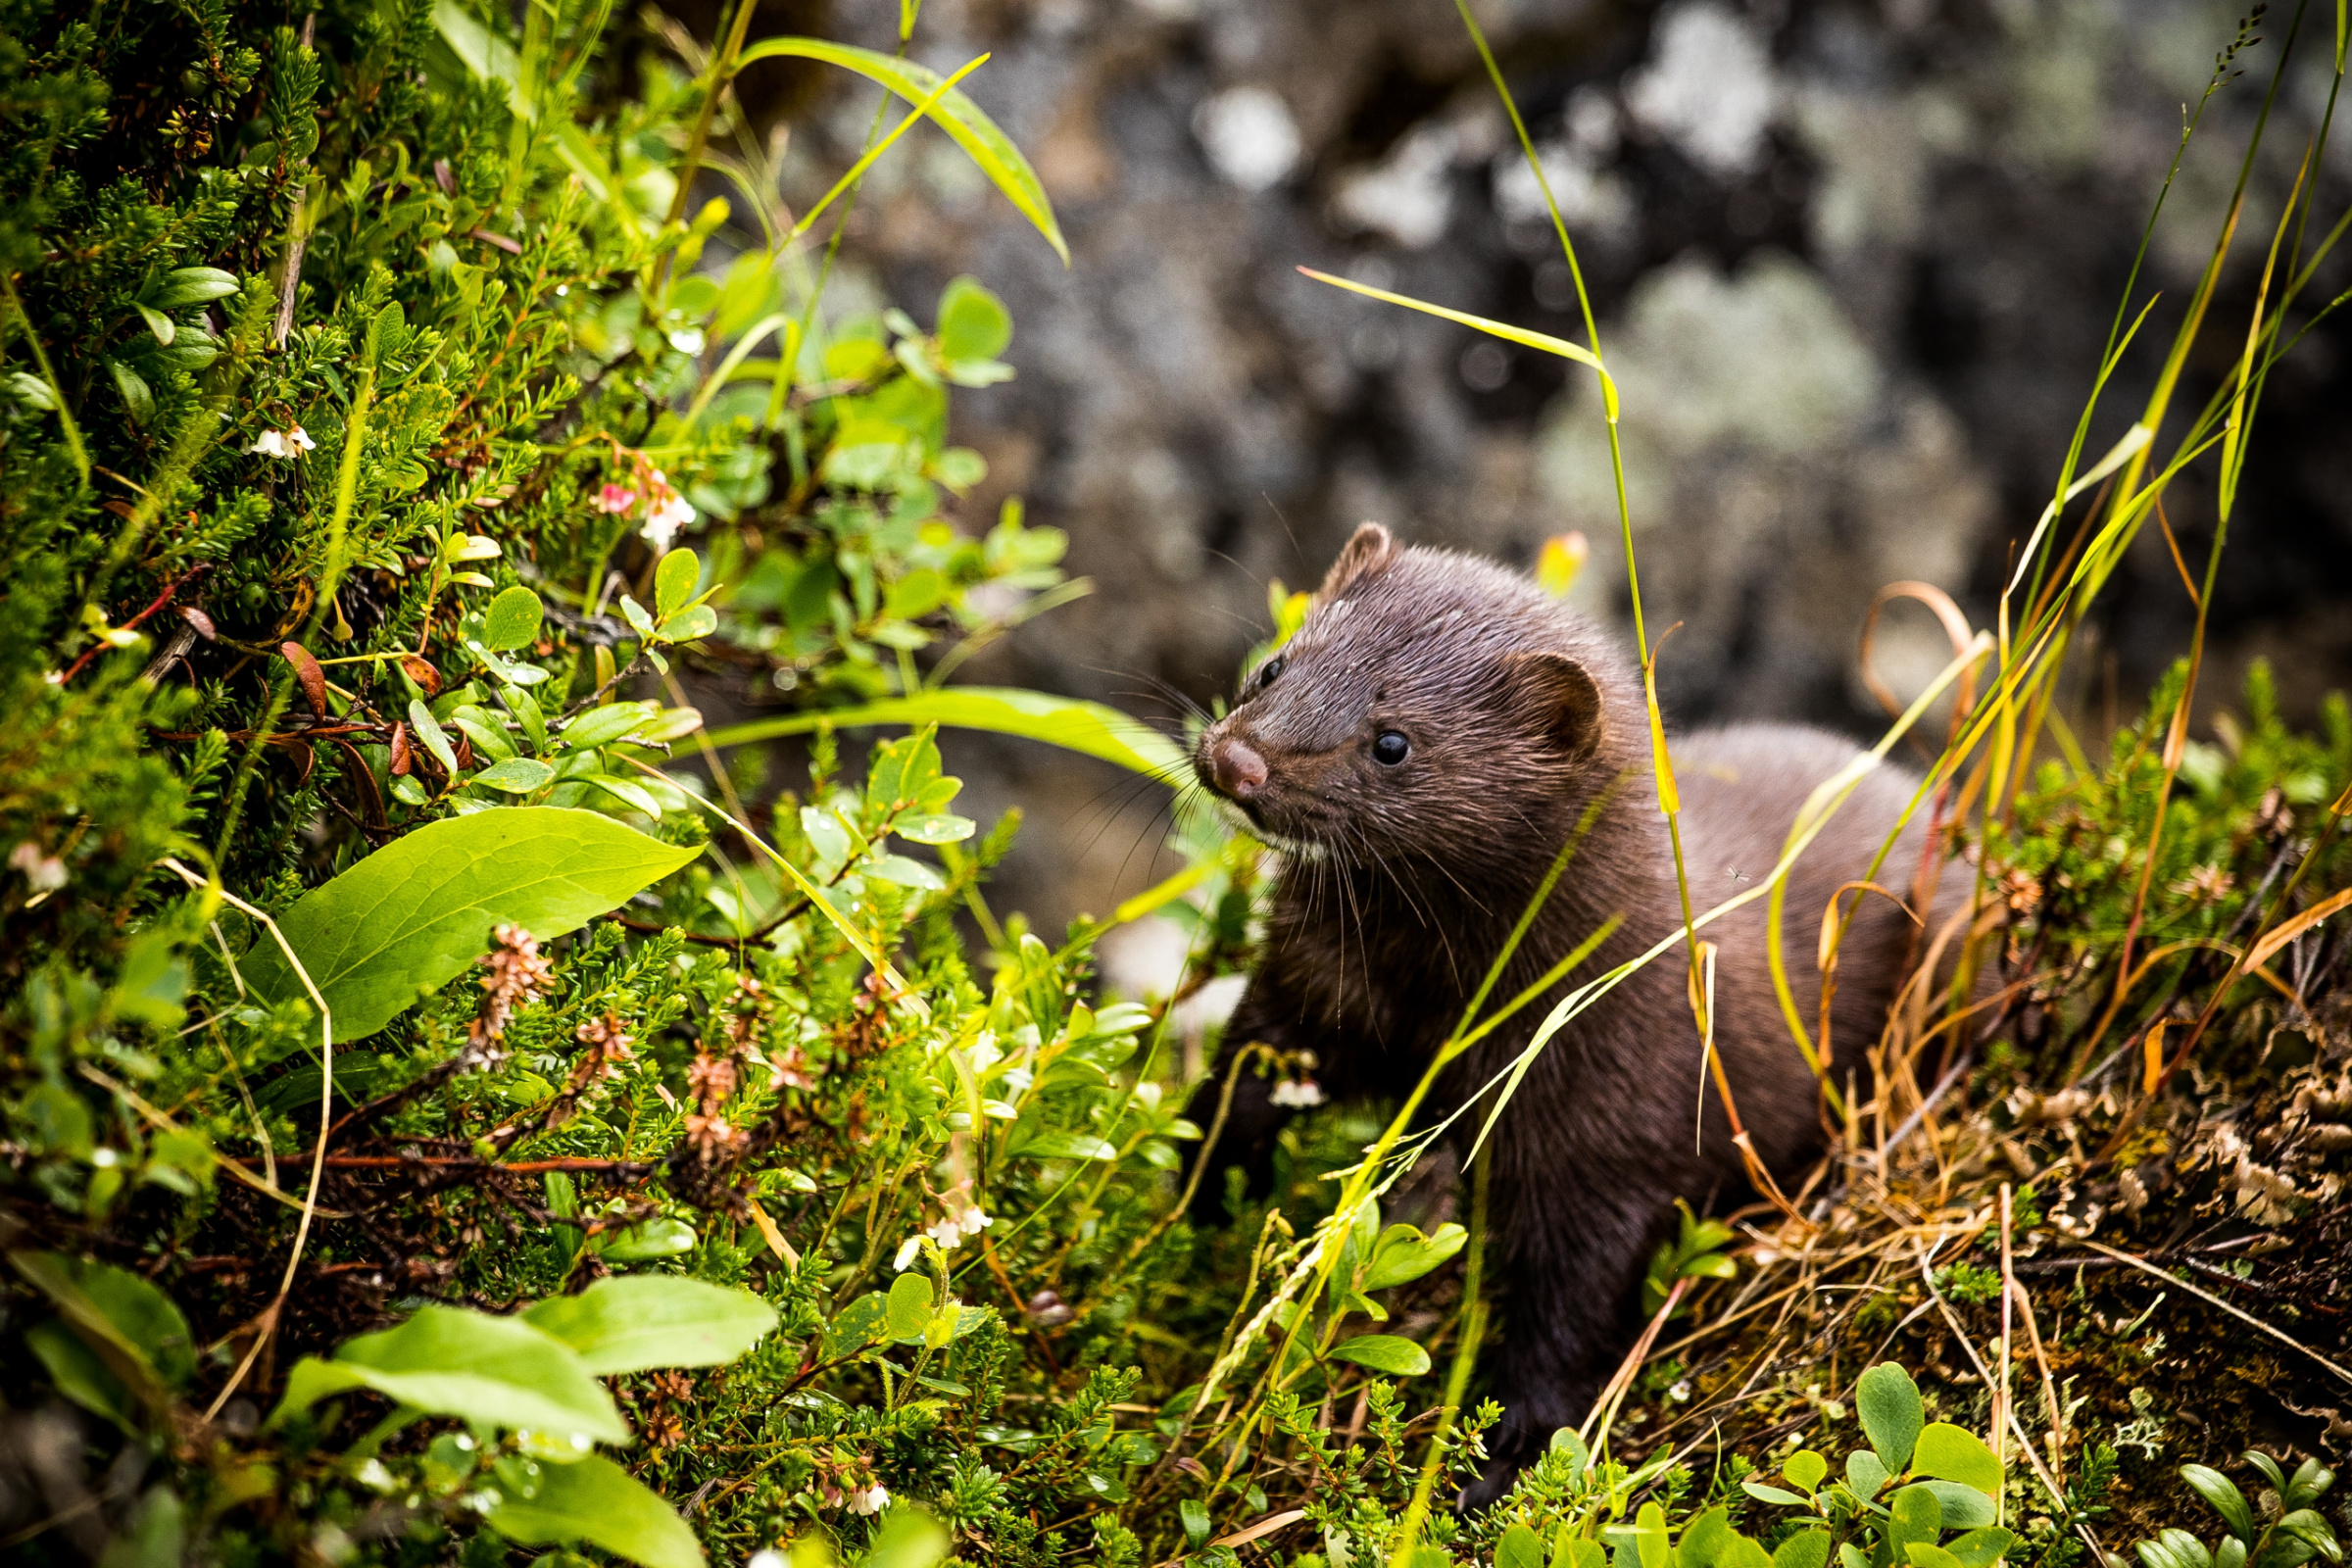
[1847, 1448, 1891, 1500]
[269, 1305, 627, 1443]
[1918, 1482, 1997, 1529]
[520, 1277, 778, 1376]
[109, 359, 154, 422]
[1498, 1524, 1544, 1568]
[1786, 1450, 1829, 1494]
[938, 275, 1012, 363]
[733, 39, 1067, 264]
[583, 774, 664, 819]
[1361, 1222, 1468, 1291]
[1328, 1335, 1431, 1376]
[660, 604, 717, 642]
[470, 758, 555, 794]
[134, 304, 174, 345]
[822, 1293, 890, 1360]
[1858, 1362, 1926, 1473]
[894, 812, 975, 844]
[15, 1253, 194, 1388]
[29, 1319, 135, 1426]
[409, 699, 460, 776]
[619, 594, 657, 639]
[2183, 1466, 2256, 1544]
[1773, 1535, 1831, 1568]
[861, 1505, 951, 1568]
[95, 1484, 182, 1568]
[1560, 1539, 1608, 1568]
[488, 1452, 705, 1568]
[241, 807, 701, 1041]
[2277, 1512, 2339, 1563]
[481, 586, 544, 650]
[148, 267, 241, 307]
[1742, 1483, 1811, 1506]
[598, 1216, 697, 1261]
[1721, 1540, 1773, 1568]
[1946, 1530, 2019, 1568]
[1914, 1424, 2003, 1494]
[1887, 1487, 1942, 1555]
[656, 549, 701, 619]
[1635, 1502, 1669, 1568]
[1181, 1499, 1211, 1549]
[707, 686, 1185, 779]
[886, 1271, 935, 1342]
[1906, 1547, 1965, 1568]
[1014, 1131, 1118, 1160]
[564, 702, 660, 750]
[2141, 1535, 2213, 1568]
[1680, 1508, 1734, 1568]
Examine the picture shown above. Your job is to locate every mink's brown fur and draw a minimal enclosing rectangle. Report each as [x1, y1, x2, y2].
[1190, 523, 1936, 1501]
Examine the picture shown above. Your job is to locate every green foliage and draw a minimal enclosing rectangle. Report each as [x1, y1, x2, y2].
[2138, 1452, 2339, 1568]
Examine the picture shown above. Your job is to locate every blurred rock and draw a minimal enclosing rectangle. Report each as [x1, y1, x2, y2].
[732, 0, 2352, 929]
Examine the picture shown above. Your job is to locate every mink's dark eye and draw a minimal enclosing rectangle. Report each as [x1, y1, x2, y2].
[1372, 730, 1410, 766]
[1253, 655, 1286, 692]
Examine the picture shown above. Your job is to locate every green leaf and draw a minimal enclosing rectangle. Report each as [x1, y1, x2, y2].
[564, 703, 661, 751]
[1858, 1362, 1926, 1473]
[2183, 1466, 2256, 1545]
[707, 686, 1186, 779]
[1680, 1508, 1734, 1568]
[1906, 1548, 1965, 1568]
[887, 1270, 935, 1341]
[1361, 1222, 1468, 1291]
[938, 275, 1012, 363]
[1328, 1335, 1431, 1376]
[1635, 1502, 1669, 1568]
[520, 1277, 778, 1376]
[470, 758, 556, 794]
[1720, 1541, 1773, 1568]
[1917, 1482, 1998, 1530]
[1013, 1131, 1119, 1160]
[2278, 1513, 2341, 1565]
[488, 1452, 705, 1568]
[1742, 1484, 1811, 1506]
[1561, 1540, 1608, 1568]
[894, 812, 975, 844]
[148, 267, 242, 307]
[1773, 1535, 1831, 1568]
[860, 1505, 951, 1568]
[1847, 1448, 1891, 1500]
[12, 1251, 194, 1418]
[134, 304, 175, 346]
[109, 359, 154, 423]
[660, 604, 717, 642]
[29, 1319, 135, 1426]
[95, 1484, 182, 1568]
[598, 1216, 697, 1260]
[2141, 1533, 2213, 1568]
[656, 549, 701, 620]
[822, 1293, 890, 1360]
[240, 807, 701, 1041]
[1914, 1423, 2003, 1494]
[1946, 1530, 2020, 1568]
[409, 699, 460, 776]
[481, 586, 544, 650]
[1887, 1487, 1942, 1555]
[1786, 1450, 1829, 1494]
[269, 1304, 627, 1443]
[734, 39, 1067, 264]
[1498, 1524, 1544, 1568]
[1181, 1499, 1211, 1549]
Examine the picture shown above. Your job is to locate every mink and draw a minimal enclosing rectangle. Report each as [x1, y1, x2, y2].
[1189, 523, 1937, 1501]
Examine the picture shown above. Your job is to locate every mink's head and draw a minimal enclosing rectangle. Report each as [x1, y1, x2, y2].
[1194, 523, 1638, 872]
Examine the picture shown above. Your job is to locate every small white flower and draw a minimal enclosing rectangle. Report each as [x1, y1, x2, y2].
[748, 1551, 786, 1568]
[1269, 1077, 1325, 1108]
[246, 425, 316, 460]
[9, 842, 66, 892]
[925, 1215, 964, 1250]
[893, 1236, 923, 1271]
[847, 1484, 890, 1516]
[639, 500, 691, 562]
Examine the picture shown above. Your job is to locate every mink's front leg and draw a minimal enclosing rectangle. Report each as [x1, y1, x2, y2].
[1460, 1146, 1667, 1507]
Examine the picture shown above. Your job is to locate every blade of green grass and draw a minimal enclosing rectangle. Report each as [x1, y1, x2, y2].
[704, 687, 1187, 779]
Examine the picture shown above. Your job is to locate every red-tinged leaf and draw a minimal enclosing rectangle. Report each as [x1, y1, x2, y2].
[400, 656, 442, 696]
[453, 735, 476, 772]
[281, 642, 326, 719]
[389, 723, 412, 776]
[469, 227, 522, 254]
[179, 606, 217, 640]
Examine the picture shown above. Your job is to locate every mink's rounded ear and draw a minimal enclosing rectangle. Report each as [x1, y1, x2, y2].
[1317, 521, 1397, 602]
[1501, 651, 1603, 761]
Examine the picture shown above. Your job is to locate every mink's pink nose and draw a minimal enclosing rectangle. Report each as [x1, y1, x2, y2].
[1210, 735, 1268, 800]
